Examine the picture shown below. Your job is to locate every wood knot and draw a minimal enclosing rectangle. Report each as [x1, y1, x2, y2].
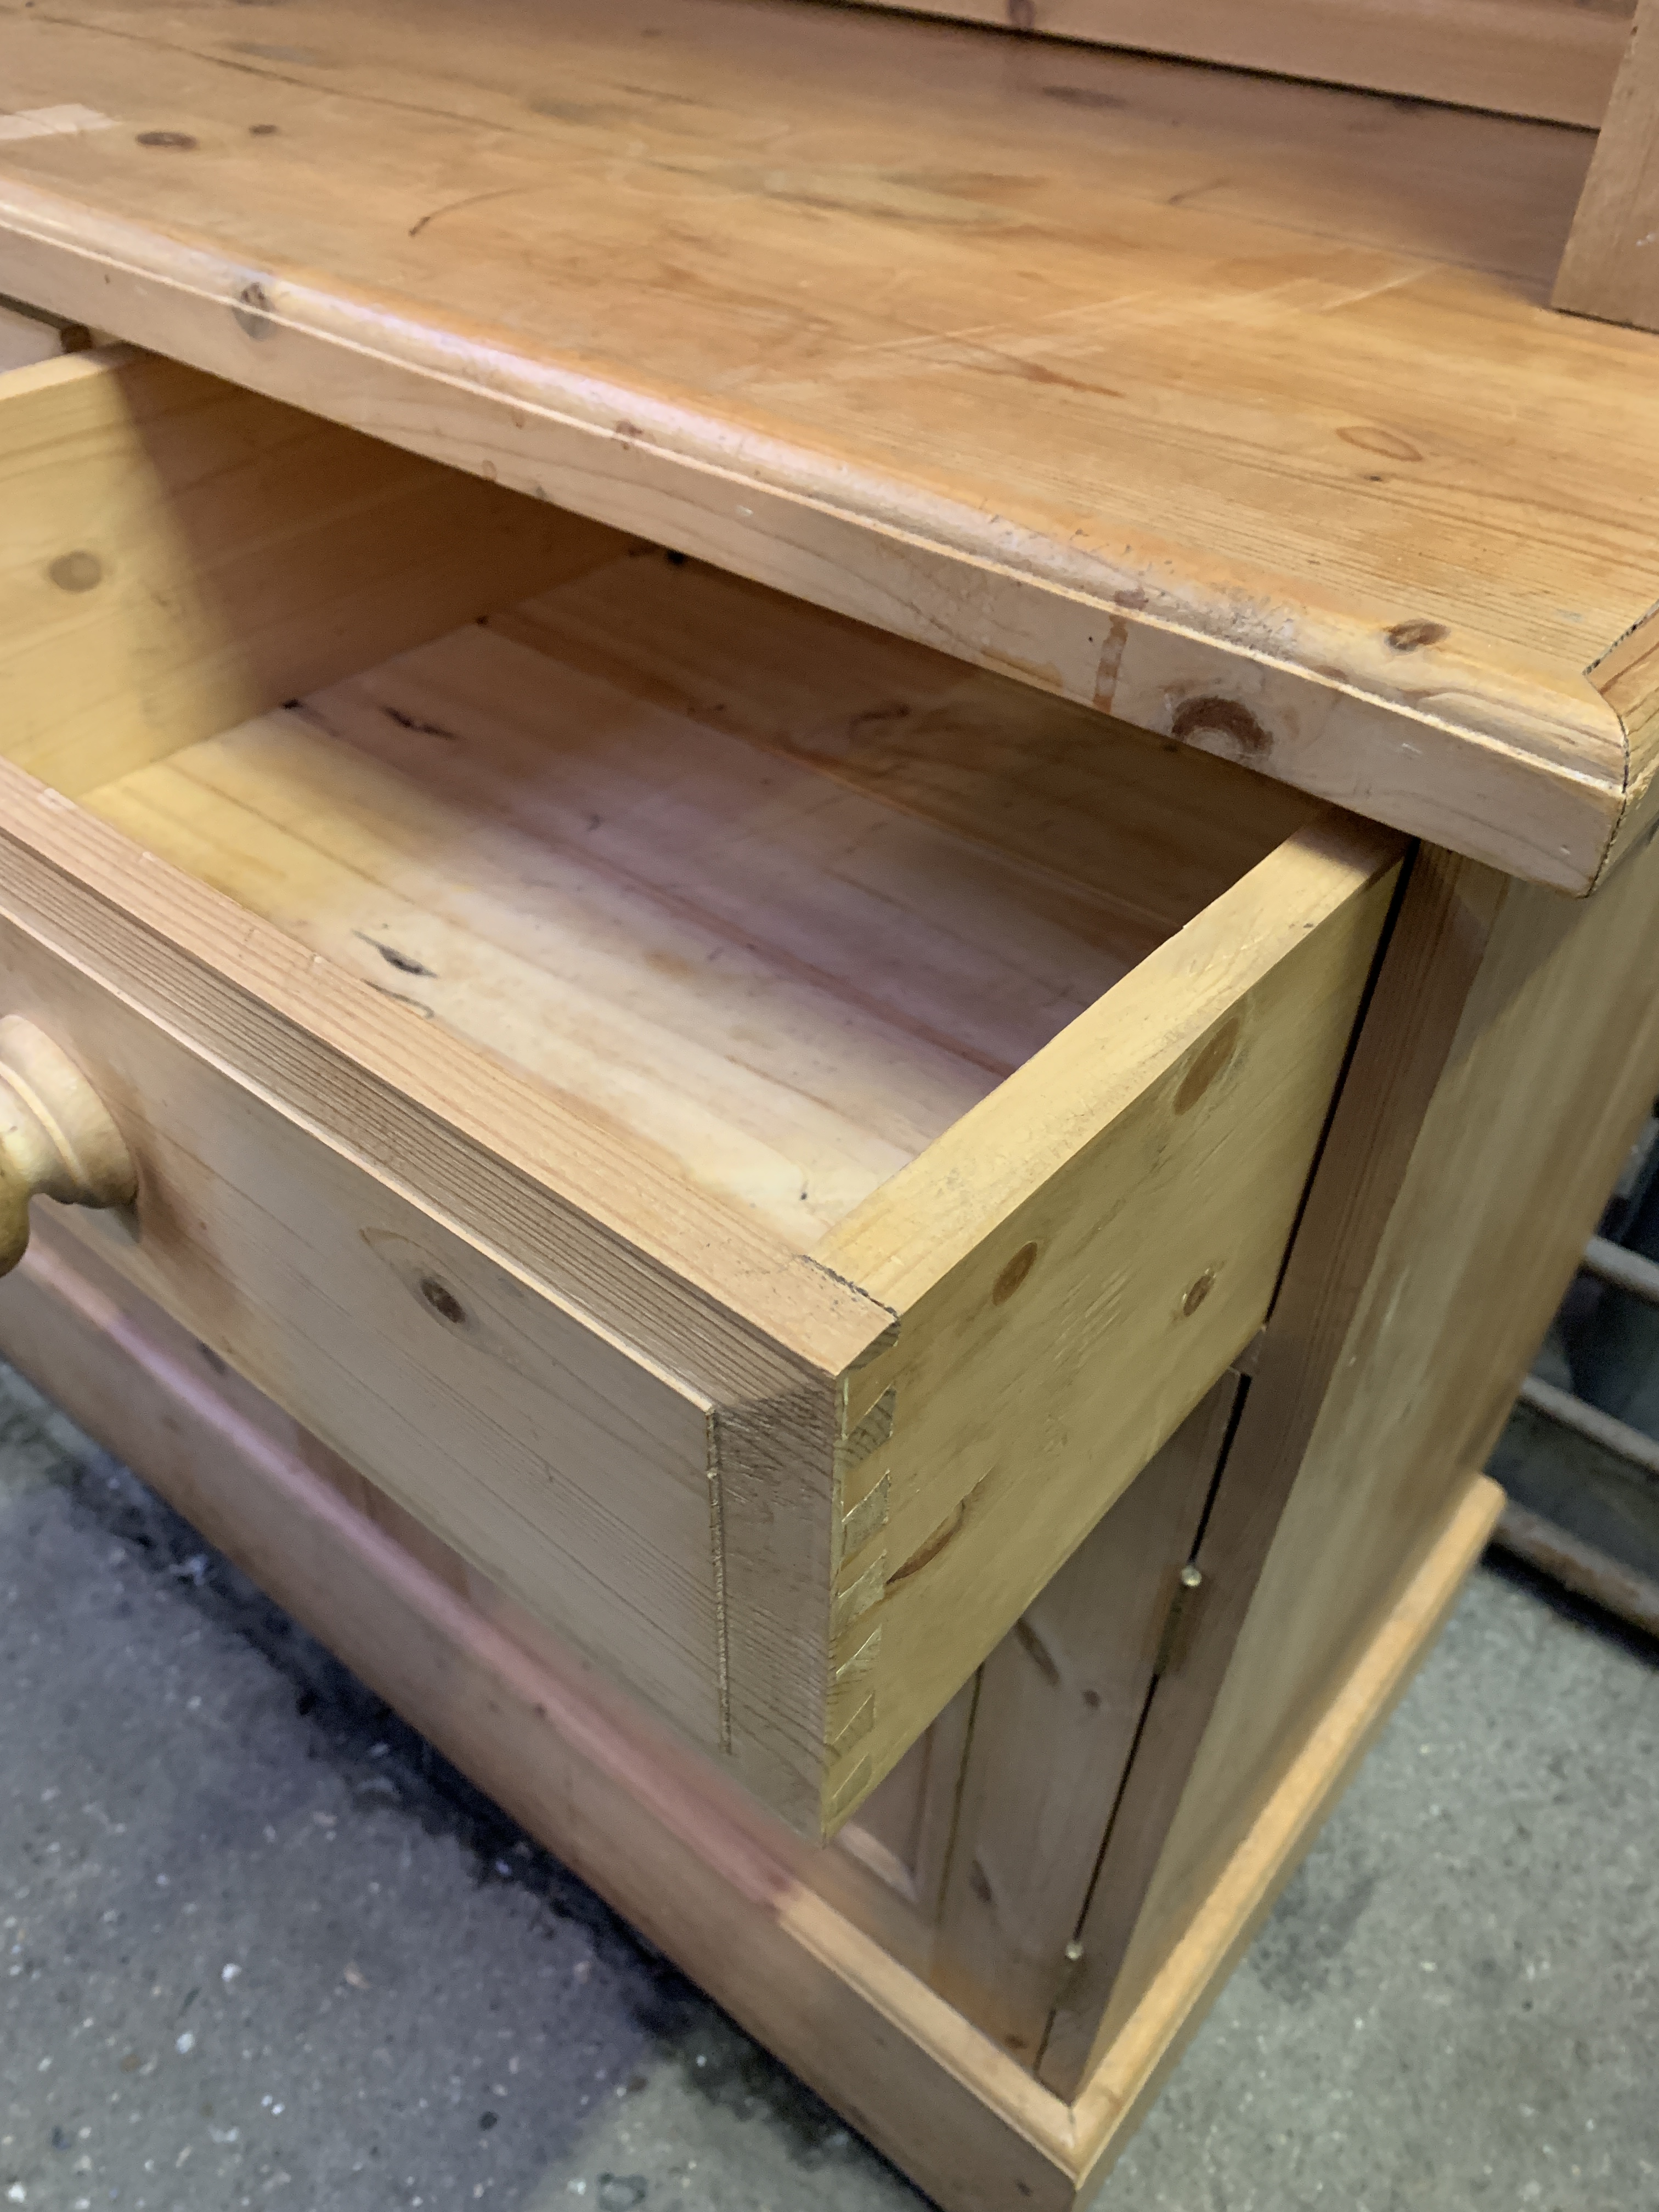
[888, 1499, 968, 1588]
[1182, 1270, 1216, 1316]
[1338, 425, 1423, 462]
[1385, 619, 1449, 653]
[233, 281, 277, 341]
[48, 550, 102, 594]
[1169, 696, 1272, 757]
[1174, 1017, 1240, 1115]
[419, 1277, 468, 1327]
[1013, 1616, 1060, 1685]
[991, 1241, 1040, 1305]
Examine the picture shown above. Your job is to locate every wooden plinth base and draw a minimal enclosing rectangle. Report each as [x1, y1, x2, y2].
[0, 1220, 1502, 2212]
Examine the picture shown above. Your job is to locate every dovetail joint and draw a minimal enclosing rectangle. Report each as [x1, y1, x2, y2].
[831, 1551, 887, 1640]
[824, 1752, 874, 1826]
[838, 1473, 891, 1569]
[705, 1411, 732, 1755]
[837, 1384, 896, 1477]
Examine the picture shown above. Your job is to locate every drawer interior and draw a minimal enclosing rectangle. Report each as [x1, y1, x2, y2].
[69, 548, 1320, 1243]
[0, 341, 1328, 1258]
[0, 343, 1399, 1835]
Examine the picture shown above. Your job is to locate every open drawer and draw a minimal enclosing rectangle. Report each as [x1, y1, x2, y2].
[0, 345, 1401, 1838]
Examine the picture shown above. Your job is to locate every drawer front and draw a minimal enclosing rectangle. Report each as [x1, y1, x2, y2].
[0, 797, 896, 1841]
[0, 900, 729, 1759]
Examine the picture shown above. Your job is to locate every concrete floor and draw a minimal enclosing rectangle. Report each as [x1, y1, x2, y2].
[2, 1359, 1657, 2212]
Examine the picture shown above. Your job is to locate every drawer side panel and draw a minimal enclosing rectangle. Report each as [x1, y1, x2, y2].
[0, 346, 631, 797]
[817, 820, 1401, 1825]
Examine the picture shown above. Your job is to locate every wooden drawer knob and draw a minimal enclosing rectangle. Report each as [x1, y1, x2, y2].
[0, 1018, 136, 1276]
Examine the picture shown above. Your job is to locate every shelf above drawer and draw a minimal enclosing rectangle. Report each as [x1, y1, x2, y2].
[0, 0, 1652, 889]
[0, 346, 1399, 1837]
[836, 0, 1632, 126]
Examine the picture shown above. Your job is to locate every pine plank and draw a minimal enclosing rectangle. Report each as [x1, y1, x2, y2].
[1042, 815, 1659, 2090]
[0, 1, 1649, 886]
[0, 349, 1397, 1837]
[838, 0, 1630, 126]
[79, 554, 1311, 1242]
[0, 1211, 1503, 2212]
[80, 630, 1136, 1242]
[1554, 0, 1659, 332]
[928, 1379, 1234, 2063]
[815, 815, 1400, 1824]
[0, 346, 631, 796]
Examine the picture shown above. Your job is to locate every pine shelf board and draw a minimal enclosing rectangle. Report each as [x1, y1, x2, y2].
[0, 0, 1654, 888]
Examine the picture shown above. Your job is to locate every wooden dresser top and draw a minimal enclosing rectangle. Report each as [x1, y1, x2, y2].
[1, 0, 1655, 889]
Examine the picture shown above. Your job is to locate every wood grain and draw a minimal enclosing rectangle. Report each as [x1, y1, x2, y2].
[0, 907, 747, 1774]
[820, 1682, 979, 1977]
[1554, 0, 1659, 331]
[0, 2, 1648, 885]
[0, 803, 867, 1833]
[0, 1214, 1501, 2212]
[1066, 1468, 1504, 2199]
[80, 606, 1156, 1242]
[0, 1217, 1081, 2212]
[0, 496, 1385, 1834]
[77, 549, 1314, 1243]
[837, 0, 1631, 126]
[814, 1379, 1232, 2013]
[0, 346, 632, 797]
[490, 552, 1318, 953]
[1043, 819, 1659, 2091]
[818, 816, 1400, 1823]
[929, 1378, 1235, 2062]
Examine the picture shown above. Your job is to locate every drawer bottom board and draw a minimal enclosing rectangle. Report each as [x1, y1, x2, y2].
[0, 1215, 1502, 2212]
